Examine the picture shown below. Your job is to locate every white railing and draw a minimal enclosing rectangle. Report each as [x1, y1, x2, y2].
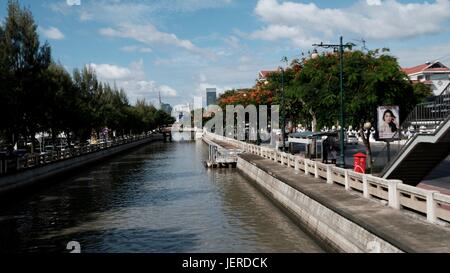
[0, 133, 159, 175]
[203, 132, 450, 225]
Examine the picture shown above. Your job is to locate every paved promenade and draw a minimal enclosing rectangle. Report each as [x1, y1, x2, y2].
[240, 153, 450, 252]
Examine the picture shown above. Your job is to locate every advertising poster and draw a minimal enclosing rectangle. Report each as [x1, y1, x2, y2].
[377, 106, 400, 140]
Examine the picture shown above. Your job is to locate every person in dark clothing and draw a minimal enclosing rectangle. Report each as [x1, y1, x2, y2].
[322, 138, 329, 164]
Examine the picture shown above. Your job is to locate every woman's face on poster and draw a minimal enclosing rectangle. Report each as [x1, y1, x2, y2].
[384, 112, 394, 124]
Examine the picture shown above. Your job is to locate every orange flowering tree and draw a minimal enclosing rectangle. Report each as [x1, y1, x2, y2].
[218, 88, 274, 108]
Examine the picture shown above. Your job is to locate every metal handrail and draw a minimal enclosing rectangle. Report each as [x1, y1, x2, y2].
[379, 113, 450, 176]
[373, 94, 450, 174]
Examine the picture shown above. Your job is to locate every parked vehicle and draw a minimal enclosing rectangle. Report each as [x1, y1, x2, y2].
[347, 135, 359, 145]
[13, 149, 28, 158]
[42, 145, 55, 155]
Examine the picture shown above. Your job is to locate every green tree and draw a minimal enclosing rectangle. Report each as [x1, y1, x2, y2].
[155, 109, 176, 128]
[0, 23, 9, 141]
[412, 82, 432, 102]
[0, 1, 176, 148]
[287, 49, 426, 169]
[42, 63, 80, 144]
[0, 0, 51, 144]
[72, 66, 100, 139]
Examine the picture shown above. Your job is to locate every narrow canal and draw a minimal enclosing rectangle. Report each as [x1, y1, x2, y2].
[0, 141, 324, 253]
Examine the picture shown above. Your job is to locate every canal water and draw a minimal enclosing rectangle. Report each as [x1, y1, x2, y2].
[0, 141, 324, 253]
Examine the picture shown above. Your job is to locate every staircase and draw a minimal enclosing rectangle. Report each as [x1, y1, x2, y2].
[378, 94, 450, 186]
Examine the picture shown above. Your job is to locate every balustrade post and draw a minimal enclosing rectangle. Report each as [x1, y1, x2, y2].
[326, 165, 333, 184]
[344, 170, 350, 191]
[426, 191, 439, 223]
[362, 175, 369, 198]
[388, 180, 402, 209]
[294, 157, 299, 171]
[314, 162, 319, 178]
[305, 160, 309, 175]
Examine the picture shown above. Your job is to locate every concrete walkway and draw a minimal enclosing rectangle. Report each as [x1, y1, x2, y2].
[205, 138, 240, 150]
[240, 153, 450, 253]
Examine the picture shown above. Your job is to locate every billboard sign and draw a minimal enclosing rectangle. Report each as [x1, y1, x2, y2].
[377, 106, 400, 140]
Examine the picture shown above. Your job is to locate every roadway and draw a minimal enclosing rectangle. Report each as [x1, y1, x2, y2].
[345, 142, 450, 193]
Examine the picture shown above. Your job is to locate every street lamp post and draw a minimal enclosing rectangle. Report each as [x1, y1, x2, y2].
[313, 36, 353, 168]
[279, 67, 286, 152]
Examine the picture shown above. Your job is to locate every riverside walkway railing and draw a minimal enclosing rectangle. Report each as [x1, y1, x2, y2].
[0, 133, 162, 176]
[204, 131, 450, 225]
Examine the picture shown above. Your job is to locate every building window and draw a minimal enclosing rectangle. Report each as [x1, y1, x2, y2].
[430, 74, 450, 80]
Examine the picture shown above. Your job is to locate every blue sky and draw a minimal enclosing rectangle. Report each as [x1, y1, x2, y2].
[1, 0, 450, 107]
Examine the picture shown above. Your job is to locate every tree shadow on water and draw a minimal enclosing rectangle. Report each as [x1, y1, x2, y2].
[1, 225, 200, 253]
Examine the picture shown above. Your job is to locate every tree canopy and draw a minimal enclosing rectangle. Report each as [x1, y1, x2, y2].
[0, 0, 175, 147]
[217, 48, 432, 166]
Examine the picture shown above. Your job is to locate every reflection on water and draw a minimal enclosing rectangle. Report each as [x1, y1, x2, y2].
[0, 141, 324, 253]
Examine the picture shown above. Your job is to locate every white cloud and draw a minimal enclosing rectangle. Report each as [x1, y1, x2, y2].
[121, 46, 153, 53]
[88, 63, 133, 81]
[158, 0, 233, 12]
[192, 55, 272, 99]
[390, 43, 450, 67]
[224, 35, 241, 49]
[252, 0, 450, 46]
[66, 0, 81, 6]
[366, 0, 382, 6]
[51, 0, 233, 23]
[79, 10, 93, 21]
[250, 25, 319, 47]
[89, 60, 178, 104]
[198, 73, 208, 82]
[40, 26, 65, 40]
[100, 23, 211, 57]
[158, 85, 178, 97]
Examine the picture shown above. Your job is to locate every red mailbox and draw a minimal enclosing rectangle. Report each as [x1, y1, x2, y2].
[353, 153, 367, 174]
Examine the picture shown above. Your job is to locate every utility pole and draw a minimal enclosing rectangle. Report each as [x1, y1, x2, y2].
[279, 57, 289, 152]
[280, 67, 286, 152]
[313, 36, 354, 168]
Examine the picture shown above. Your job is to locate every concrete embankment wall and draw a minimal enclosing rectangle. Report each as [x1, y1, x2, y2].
[237, 155, 402, 253]
[0, 135, 163, 198]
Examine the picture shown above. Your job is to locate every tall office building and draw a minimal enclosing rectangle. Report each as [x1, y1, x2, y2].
[160, 103, 173, 115]
[206, 88, 217, 107]
[158, 92, 172, 114]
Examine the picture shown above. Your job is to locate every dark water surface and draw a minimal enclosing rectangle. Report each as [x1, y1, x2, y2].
[0, 141, 324, 253]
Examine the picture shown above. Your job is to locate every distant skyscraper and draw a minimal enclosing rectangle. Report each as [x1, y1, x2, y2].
[158, 91, 173, 114]
[206, 88, 217, 107]
[161, 103, 172, 114]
